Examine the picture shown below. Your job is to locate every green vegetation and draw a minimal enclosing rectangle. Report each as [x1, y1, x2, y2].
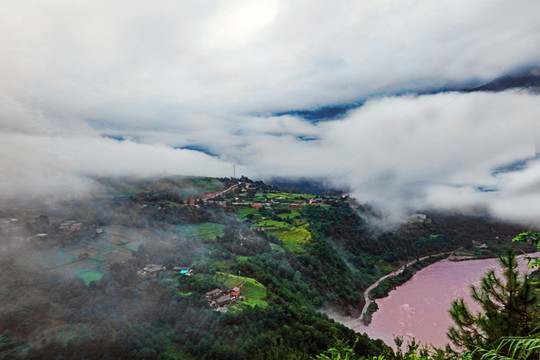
[448, 249, 539, 357]
[266, 192, 314, 200]
[175, 222, 225, 240]
[362, 302, 379, 325]
[257, 220, 312, 252]
[236, 255, 249, 264]
[375, 260, 396, 274]
[278, 209, 301, 219]
[236, 207, 259, 219]
[215, 272, 268, 308]
[79, 270, 103, 285]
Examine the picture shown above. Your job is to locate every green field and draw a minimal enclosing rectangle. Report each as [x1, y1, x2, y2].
[79, 270, 103, 286]
[266, 192, 314, 201]
[255, 220, 311, 253]
[236, 207, 259, 219]
[175, 222, 225, 240]
[215, 272, 268, 308]
[251, 195, 266, 202]
[236, 256, 249, 264]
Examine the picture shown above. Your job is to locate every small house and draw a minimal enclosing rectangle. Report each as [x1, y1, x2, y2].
[205, 288, 222, 298]
[173, 267, 193, 276]
[216, 294, 233, 306]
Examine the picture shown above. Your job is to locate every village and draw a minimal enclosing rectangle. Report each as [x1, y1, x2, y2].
[150, 178, 336, 211]
[204, 284, 245, 313]
[136, 264, 247, 313]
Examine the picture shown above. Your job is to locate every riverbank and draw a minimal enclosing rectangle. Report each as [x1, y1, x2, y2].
[363, 253, 449, 324]
[330, 251, 540, 349]
[359, 249, 461, 324]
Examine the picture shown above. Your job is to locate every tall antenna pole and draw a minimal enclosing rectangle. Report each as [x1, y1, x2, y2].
[233, 164, 236, 179]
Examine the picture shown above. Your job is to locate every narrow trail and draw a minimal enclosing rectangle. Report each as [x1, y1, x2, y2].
[359, 248, 462, 322]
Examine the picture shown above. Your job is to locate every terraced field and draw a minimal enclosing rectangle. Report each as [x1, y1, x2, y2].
[38, 225, 155, 286]
[255, 220, 311, 252]
[174, 222, 225, 240]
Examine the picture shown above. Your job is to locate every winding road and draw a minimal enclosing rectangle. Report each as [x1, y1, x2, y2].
[359, 249, 462, 322]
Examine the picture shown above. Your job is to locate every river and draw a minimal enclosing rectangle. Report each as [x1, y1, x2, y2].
[332, 253, 537, 349]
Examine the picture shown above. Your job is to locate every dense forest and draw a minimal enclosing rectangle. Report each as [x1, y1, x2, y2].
[0, 176, 537, 359]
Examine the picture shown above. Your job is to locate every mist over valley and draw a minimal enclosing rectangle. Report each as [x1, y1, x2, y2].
[2, 1, 540, 358]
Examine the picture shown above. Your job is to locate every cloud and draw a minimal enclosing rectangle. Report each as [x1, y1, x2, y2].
[232, 91, 540, 223]
[1, 1, 540, 223]
[0, 132, 232, 201]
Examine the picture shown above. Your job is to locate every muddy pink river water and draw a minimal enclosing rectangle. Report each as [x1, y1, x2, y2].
[352, 254, 536, 349]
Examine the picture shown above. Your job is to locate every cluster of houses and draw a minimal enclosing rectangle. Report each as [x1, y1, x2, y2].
[205, 286, 244, 313]
[137, 264, 193, 279]
[139, 179, 334, 212]
[229, 188, 328, 211]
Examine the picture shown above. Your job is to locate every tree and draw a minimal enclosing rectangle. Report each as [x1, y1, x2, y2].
[513, 231, 540, 268]
[314, 338, 359, 360]
[447, 249, 539, 353]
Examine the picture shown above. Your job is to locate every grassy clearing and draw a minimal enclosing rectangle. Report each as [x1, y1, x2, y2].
[215, 272, 268, 308]
[255, 220, 311, 252]
[79, 270, 103, 285]
[266, 192, 314, 201]
[236, 256, 249, 264]
[266, 226, 311, 253]
[175, 222, 225, 240]
[236, 207, 259, 220]
[277, 210, 300, 219]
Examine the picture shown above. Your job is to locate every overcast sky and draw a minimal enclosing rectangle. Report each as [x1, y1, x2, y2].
[2, 0, 540, 223]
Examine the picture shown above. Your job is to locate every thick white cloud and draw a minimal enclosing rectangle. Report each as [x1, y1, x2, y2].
[1, 1, 540, 223]
[233, 91, 540, 223]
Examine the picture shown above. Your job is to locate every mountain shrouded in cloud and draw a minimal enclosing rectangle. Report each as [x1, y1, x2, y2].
[1, 0, 540, 223]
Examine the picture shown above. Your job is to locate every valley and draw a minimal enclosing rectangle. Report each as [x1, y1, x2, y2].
[0, 176, 537, 359]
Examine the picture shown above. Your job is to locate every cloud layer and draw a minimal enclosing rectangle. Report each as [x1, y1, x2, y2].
[2, 0, 540, 223]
